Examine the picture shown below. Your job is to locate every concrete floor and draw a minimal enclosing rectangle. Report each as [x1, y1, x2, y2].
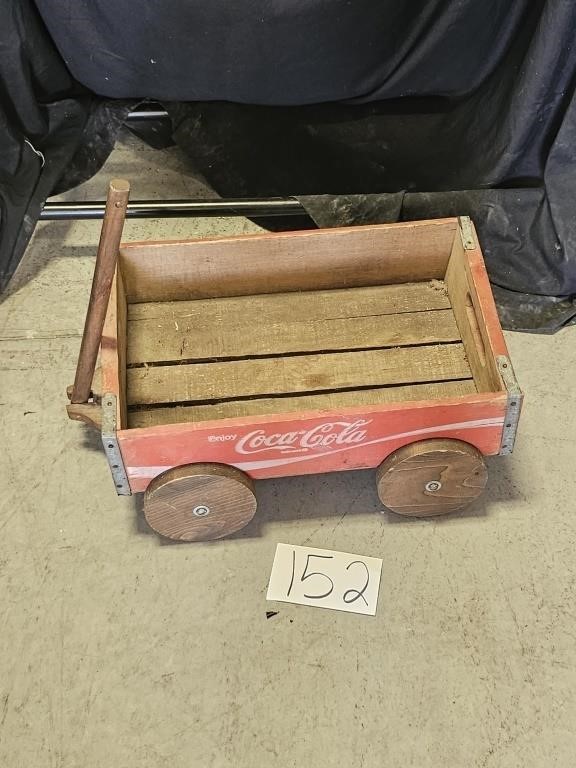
[1, 133, 575, 768]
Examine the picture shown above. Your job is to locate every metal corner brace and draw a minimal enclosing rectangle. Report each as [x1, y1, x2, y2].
[101, 393, 131, 495]
[458, 216, 476, 250]
[496, 357, 523, 456]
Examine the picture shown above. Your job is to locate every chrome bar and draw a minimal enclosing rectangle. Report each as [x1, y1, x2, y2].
[40, 198, 306, 221]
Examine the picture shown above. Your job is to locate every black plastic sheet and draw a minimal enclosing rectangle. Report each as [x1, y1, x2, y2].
[34, 0, 530, 106]
[1, 0, 575, 332]
[297, 192, 576, 333]
[0, 1, 133, 291]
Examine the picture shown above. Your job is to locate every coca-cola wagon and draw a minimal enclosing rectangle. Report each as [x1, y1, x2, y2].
[67, 181, 522, 541]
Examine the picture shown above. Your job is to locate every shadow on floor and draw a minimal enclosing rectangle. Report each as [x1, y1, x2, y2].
[129, 454, 524, 546]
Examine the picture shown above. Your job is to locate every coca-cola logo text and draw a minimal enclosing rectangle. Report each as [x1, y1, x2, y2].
[235, 420, 372, 455]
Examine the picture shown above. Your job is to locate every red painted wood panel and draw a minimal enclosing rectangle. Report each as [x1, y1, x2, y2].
[119, 395, 507, 493]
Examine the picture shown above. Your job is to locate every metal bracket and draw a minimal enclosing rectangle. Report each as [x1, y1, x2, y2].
[101, 393, 131, 495]
[497, 357, 523, 455]
[459, 216, 476, 250]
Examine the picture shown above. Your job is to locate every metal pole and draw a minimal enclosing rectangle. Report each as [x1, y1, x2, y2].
[39, 197, 306, 221]
[126, 109, 169, 120]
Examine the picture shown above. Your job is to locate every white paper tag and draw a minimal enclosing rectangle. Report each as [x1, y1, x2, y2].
[266, 543, 382, 616]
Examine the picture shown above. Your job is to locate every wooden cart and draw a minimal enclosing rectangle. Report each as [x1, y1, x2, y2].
[67, 180, 522, 541]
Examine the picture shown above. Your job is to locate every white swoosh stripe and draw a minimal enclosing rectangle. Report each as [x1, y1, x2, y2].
[235, 417, 503, 470]
[127, 417, 503, 478]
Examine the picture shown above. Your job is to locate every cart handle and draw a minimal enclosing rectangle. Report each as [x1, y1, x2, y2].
[70, 179, 130, 404]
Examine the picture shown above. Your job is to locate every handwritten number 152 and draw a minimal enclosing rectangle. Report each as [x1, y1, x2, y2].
[287, 551, 369, 606]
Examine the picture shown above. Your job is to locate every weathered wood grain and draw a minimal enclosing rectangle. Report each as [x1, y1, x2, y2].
[127, 343, 472, 406]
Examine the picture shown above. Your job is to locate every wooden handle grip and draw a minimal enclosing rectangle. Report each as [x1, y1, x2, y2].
[71, 179, 130, 404]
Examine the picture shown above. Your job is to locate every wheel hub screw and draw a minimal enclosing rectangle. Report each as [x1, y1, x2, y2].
[192, 505, 210, 517]
[425, 481, 442, 493]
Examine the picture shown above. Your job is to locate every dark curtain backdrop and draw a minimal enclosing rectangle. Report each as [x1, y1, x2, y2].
[1, 0, 575, 330]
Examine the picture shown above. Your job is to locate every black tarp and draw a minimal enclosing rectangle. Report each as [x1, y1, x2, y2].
[1, 0, 575, 331]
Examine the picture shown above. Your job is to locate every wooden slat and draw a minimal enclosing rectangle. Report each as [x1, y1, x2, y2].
[129, 281, 450, 323]
[127, 282, 456, 364]
[127, 343, 471, 406]
[445, 234, 502, 393]
[128, 379, 477, 428]
[119, 219, 458, 303]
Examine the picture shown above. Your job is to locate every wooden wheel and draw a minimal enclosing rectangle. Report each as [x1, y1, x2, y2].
[144, 464, 257, 541]
[376, 439, 487, 517]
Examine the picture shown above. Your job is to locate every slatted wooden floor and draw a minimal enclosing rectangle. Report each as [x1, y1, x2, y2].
[125, 280, 475, 428]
